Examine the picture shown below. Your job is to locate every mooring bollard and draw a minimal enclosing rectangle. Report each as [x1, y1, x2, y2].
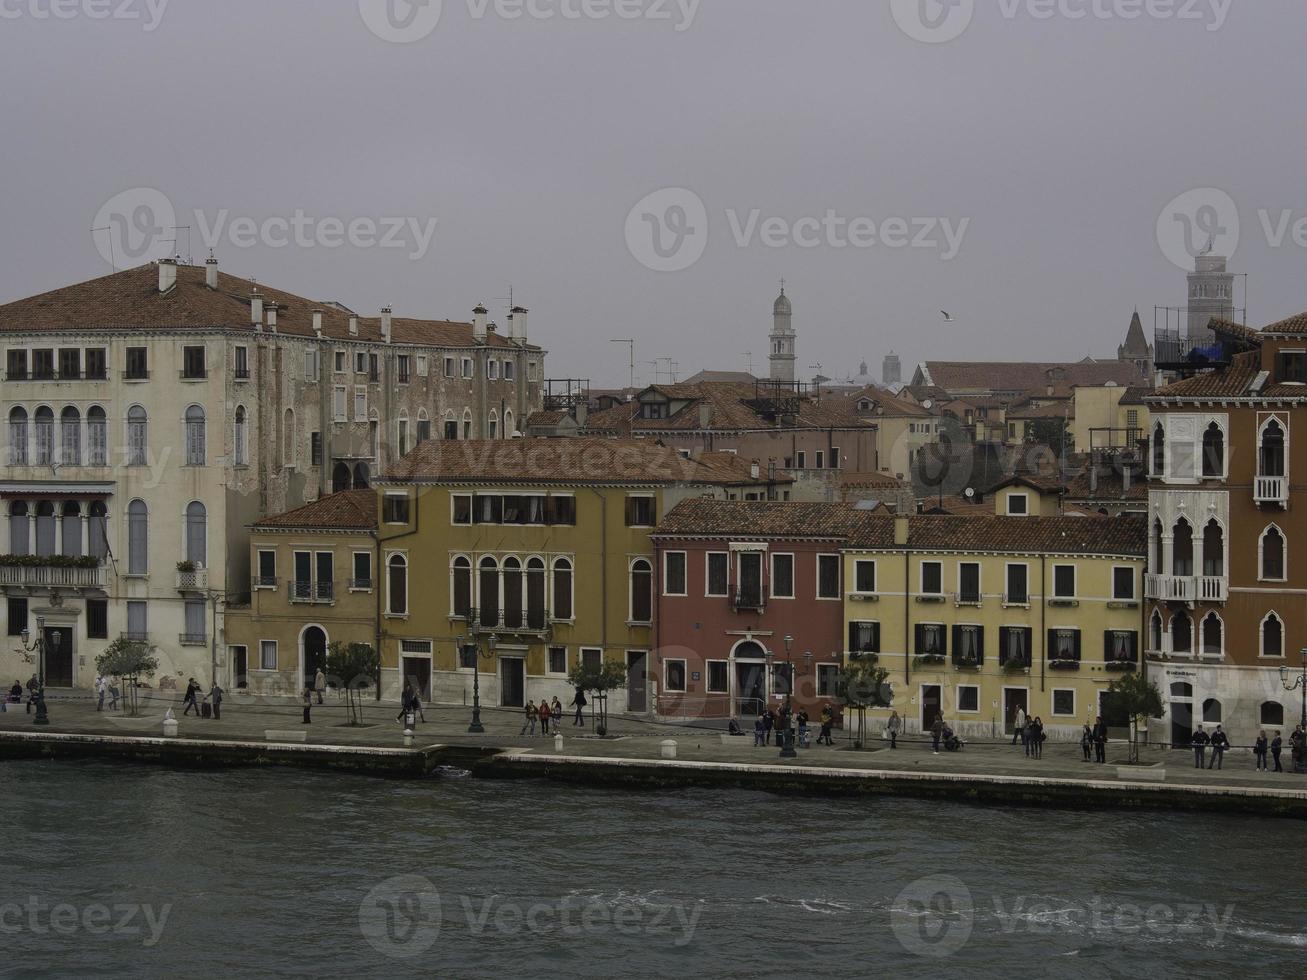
[162, 709, 178, 738]
[660, 739, 677, 759]
[554, 733, 564, 752]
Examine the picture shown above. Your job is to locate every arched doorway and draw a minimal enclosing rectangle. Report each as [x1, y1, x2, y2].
[353, 462, 370, 489]
[332, 462, 351, 493]
[732, 640, 768, 719]
[301, 625, 328, 693]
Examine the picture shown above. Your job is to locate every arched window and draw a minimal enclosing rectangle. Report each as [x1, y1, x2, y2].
[444, 411, 457, 441]
[1201, 613, 1223, 656]
[451, 556, 472, 620]
[87, 406, 107, 466]
[186, 501, 207, 567]
[1202, 698, 1222, 724]
[553, 558, 574, 621]
[332, 461, 351, 493]
[1172, 518, 1193, 577]
[416, 409, 430, 445]
[505, 409, 515, 437]
[1203, 520, 1224, 577]
[1261, 526, 1286, 580]
[8, 407, 27, 466]
[8, 501, 29, 555]
[488, 410, 499, 440]
[1201, 422, 1224, 477]
[1261, 702, 1285, 727]
[397, 412, 410, 456]
[353, 462, 370, 489]
[463, 409, 473, 440]
[1170, 681, 1193, 699]
[387, 554, 408, 616]
[1152, 422, 1165, 476]
[34, 502, 55, 557]
[34, 407, 54, 465]
[526, 557, 546, 629]
[61, 501, 81, 557]
[283, 409, 296, 467]
[1149, 610, 1163, 652]
[60, 407, 80, 465]
[88, 501, 108, 561]
[630, 558, 652, 624]
[127, 499, 149, 574]
[1151, 518, 1164, 575]
[1170, 611, 1192, 654]
[502, 557, 523, 629]
[1262, 613, 1284, 659]
[127, 406, 148, 467]
[184, 405, 206, 466]
[479, 557, 499, 627]
[234, 406, 247, 466]
[1259, 419, 1285, 477]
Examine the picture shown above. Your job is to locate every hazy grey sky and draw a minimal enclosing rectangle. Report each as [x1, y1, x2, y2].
[1, 0, 1302, 387]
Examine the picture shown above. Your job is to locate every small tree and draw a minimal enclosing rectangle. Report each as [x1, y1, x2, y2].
[326, 641, 380, 726]
[94, 638, 159, 717]
[1106, 671, 1165, 764]
[1027, 416, 1070, 458]
[568, 659, 627, 735]
[842, 657, 893, 749]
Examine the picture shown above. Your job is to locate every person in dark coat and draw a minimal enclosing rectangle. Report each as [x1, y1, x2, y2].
[302, 687, 313, 724]
[763, 707, 776, 746]
[1191, 725, 1209, 768]
[1254, 730, 1269, 772]
[1208, 725, 1229, 769]
[753, 715, 766, 747]
[209, 682, 223, 721]
[930, 715, 944, 754]
[818, 704, 835, 746]
[570, 687, 587, 726]
[1272, 731, 1284, 772]
[1092, 716, 1109, 764]
[182, 678, 202, 717]
[1080, 724, 1093, 762]
[396, 684, 413, 723]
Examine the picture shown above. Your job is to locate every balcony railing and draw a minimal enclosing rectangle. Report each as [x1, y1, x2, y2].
[120, 631, 149, 643]
[1145, 574, 1196, 602]
[349, 578, 373, 591]
[179, 633, 208, 646]
[1255, 475, 1288, 506]
[1199, 576, 1228, 602]
[0, 562, 106, 590]
[176, 567, 209, 592]
[732, 588, 766, 612]
[290, 581, 335, 603]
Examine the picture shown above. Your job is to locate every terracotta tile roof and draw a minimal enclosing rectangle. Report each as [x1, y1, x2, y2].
[694, 452, 795, 485]
[526, 410, 568, 426]
[654, 500, 865, 539]
[378, 438, 774, 487]
[1261, 311, 1307, 336]
[839, 471, 905, 490]
[0, 263, 542, 351]
[253, 489, 376, 531]
[1210, 318, 1263, 345]
[921, 360, 1145, 393]
[850, 513, 1146, 556]
[1062, 465, 1147, 502]
[1150, 350, 1262, 400]
[682, 369, 760, 384]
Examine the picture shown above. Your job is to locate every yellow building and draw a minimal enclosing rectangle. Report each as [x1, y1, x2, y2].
[375, 438, 785, 708]
[224, 490, 379, 696]
[842, 513, 1147, 740]
[1071, 384, 1150, 454]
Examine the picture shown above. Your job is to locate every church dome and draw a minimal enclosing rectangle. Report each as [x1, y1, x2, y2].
[774, 290, 792, 316]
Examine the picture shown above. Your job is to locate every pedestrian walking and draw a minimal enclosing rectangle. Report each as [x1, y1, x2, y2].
[96, 675, 106, 712]
[182, 677, 202, 717]
[1208, 725, 1229, 770]
[1254, 730, 1269, 772]
[1012, 705, 1027, 746]
[539, 698, 552, 735]
[302, 687, 312, 724]
[521, 700, 538, 736]
[108, 676, 120, 711]
[1093, 716, 1108, 764]
[1293, 726, 1306, 771]
[314, 668, 326, 705]
[25, 674, 38, 714]
[209, 682, 223, 721]
[1191, 725, 1209, 769]
[1080, 724, 1093, 762]
[753, 715, 766, 747]
[396, 684, 413, 723]
[571, 687, 587, 726]
[931, 714, 944, 754]
[763, 707, 775, 746]
[411, 689, 426, 724]
[887, 710, 901, 749]
[1272, 731, 1284, 772]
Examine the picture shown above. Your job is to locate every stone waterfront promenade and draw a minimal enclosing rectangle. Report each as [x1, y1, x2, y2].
[2, 693, 1305, 817]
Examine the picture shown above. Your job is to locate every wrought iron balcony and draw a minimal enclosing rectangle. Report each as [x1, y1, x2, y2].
[289, 580, 335, 603]
[179, 632, 208, 646]
[732, 588, 766, 612]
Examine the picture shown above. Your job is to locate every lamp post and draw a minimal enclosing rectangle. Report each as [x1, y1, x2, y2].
[1281, 649, 1307, 773]
[779, 634, 797, 759]
[461, 632, 497, 734]
[19, 616, 48, 726]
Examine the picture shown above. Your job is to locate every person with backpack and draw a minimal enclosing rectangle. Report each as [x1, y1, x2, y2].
[1208, 725, 1229, 770]
[571, 687, 587, 726]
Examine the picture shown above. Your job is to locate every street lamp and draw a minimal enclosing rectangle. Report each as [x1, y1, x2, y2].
[1280, 648, 1307, 773]
[779, 634, 797, 759]
[18, 616, 48, 726]
[460, 632, 497, 734]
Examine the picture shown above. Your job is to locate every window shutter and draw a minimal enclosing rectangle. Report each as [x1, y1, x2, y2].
[870, 622, 880, 653]
[951, 624, 962, 657]
[1074, 630, 1082, 661]
[914, 622, 923, 654]
[848, 622, 857, 651]
[976, 627, 984, 662]
[999, 626, 1009, 661]
[1047, 629, 1056, 662]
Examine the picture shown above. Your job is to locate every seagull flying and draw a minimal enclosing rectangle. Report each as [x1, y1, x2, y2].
[940, 311, 955, 322]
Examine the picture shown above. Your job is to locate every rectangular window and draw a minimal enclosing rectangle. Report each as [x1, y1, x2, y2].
[333, 386, 347, 421]
[921, 561, 942, 595]
[849, 621, 880, 654]
[303, 349, 319, 382]
[550, 496, 576, 526]
[706, 552, 728, 597]
[625, 495, 656, 527]
[256, 550, 276, 588]
[771, 553, 795, 598]
[397, 355, 411, 383]
[459, 641, 477, 670]
[999, 626, 1032, 668]
[260, 640, 278, 671]
[817, 554, 840, 599]
[1007, 493, 1028, 516]
[383, 494, 411, 525]
[335, 350, 346, 373]
[474, 494, 504, 525]
[917, 623, 946, 656]
[953, 624, 983, 665]
[958, 686, 979, 712]
[959, 562, 981, 603]
[829, 448, 840, 469]
[1006, 564, 1029, 604]
[452, 495, 472, 525]
[815, 664, 838, 698]
[125, 347, 148, 380]
[417, 355, 428, 377]
[59, 348, 80, 378]
[488, 360, 498, 380]
[6, 349, 27, 380]
[504, 360, 515, 381]
[581, 648, 603, 672]
[854, 560, 876, 593]
[796, 451, 806, 469]
[1277, 351, 1306, 384]
[664, 552, 687, 596]
[369, 353, 379, 382]
[1049, 628, 1081, 664]
[233, 346, 249, 380]
[1112, 567, 1135, 601]
[664, 659, 687, 693]
[547, 647, 568, 675]
[310, 432, 322, 467]
[32, 349, 54, 379]
[461, 358, 473, 379]
[444, 356, 455, 378]
[126, 601, 147, 641]
[183, 600, 206, 644]
[183, 345, 206, 379]
[353, 387, 367, 422]
[707, 661, 729, 694]
[7, 597, 28, 636]
[815, 451, 825, 470]
[1052, 689, 1076, 716]
[1053, 565, 1076, 599]
[87, 599, 108, 639]
[352, 552, 372, 589]
[1106, 630, 1138, 665]
[356, 352, 368, 374]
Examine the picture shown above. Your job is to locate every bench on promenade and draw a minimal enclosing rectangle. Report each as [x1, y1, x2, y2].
[265, 730, 309, 744]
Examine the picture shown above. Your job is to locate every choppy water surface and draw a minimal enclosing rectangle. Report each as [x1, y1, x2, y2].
[0, 760, 1299, 979]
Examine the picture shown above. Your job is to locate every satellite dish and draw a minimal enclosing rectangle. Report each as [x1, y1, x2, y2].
[964, 487, 975, 499]
[923, 399, 934, 410]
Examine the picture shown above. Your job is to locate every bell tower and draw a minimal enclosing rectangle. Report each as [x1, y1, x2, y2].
[769, 282, 796, 383]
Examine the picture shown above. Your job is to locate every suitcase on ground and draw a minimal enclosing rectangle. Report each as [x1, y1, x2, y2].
[201, 703, 212, 719]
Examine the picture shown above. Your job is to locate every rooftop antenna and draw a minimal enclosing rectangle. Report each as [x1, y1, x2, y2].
[90, 225, 118, 271]
[610, 339, 635, 389]
[741, 351, 754, 374]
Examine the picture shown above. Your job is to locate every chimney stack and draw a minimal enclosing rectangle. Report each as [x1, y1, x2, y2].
[473, 304, 488, 343]
[574, 401, 588, 428]
[204, 252, 219, 289]
[750, 460, 761, 480]
[312, 310, 324, 338]
[348, 315, 359, 337]
[509, 306, 528, 343]
[250, 288, 263, 326]
[894, 514, 910, 546]
[266, 303, 278, 334]
[381, 306, 393, 344]
[698, 404, 711, 429]
[158, 257, 177, 294]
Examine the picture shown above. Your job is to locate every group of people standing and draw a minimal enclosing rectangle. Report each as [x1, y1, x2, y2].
[1010, 708, 1047, 758]
[520, 696, 568, 735]
[1079, 717, 1109, 763]
[180, 677, 223, 720]
[750, 704, 836, 749]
